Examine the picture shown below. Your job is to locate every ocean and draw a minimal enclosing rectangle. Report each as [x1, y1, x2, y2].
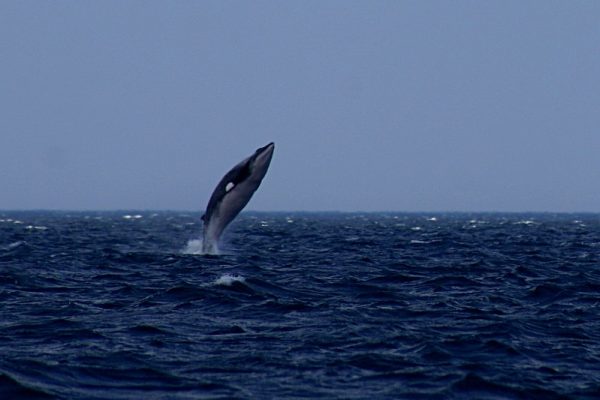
[1, 211, 599, 399]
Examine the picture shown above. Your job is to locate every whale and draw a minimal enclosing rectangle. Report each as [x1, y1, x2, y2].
[201, 142, 274, 253]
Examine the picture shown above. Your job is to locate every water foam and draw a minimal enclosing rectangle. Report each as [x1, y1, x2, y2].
[182, 238, 220, 255]
[6, 241, 25, 250]
[25, 225, 48, 231]
[123, 214, 143, 220]
[214, 274, 245, 286]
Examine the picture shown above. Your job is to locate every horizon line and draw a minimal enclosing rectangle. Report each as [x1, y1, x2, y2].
[1, 209, 599, 215]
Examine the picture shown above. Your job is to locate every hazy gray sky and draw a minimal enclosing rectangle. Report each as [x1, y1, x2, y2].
[1, 1, 599, 212]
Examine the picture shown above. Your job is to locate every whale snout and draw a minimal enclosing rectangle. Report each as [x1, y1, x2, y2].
[254, 142, 275, 167]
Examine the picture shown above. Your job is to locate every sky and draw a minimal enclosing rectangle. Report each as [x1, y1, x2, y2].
[1, 1, 599, 212]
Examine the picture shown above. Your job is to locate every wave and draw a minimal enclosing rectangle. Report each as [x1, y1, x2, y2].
[214, 274, 246, 286]
[0, 372, 53, 399]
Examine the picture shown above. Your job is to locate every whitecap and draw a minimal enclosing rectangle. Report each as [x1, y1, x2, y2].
[123, 214, 143, 220]
[25, 225, 47, 230]
[515, 220, 536, 225]
[214, 274, 245, 286]
[7, 241, 24, 249]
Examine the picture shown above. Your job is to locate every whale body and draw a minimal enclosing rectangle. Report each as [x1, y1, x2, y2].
[201, 142, 274, 253]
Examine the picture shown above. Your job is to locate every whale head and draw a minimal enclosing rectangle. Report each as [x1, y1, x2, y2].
[249, 142, 275, 182]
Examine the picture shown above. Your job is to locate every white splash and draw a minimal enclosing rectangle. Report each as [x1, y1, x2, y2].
[182, 238, 220, 255]
[182, 239, 204, 254]
[214, 274, 245, 286]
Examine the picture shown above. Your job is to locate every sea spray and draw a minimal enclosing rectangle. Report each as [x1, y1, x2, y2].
[182, 238, 220, 255]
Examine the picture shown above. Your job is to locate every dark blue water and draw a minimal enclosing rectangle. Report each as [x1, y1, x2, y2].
[1, 212, 599, 399]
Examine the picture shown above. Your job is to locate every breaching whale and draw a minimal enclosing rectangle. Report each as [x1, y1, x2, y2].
[201, 142, 274, 253]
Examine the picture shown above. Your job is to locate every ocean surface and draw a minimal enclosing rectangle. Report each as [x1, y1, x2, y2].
[1, 211, 599, 399]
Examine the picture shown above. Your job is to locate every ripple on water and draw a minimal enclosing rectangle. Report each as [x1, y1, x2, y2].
[0, 212, 599, 399]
